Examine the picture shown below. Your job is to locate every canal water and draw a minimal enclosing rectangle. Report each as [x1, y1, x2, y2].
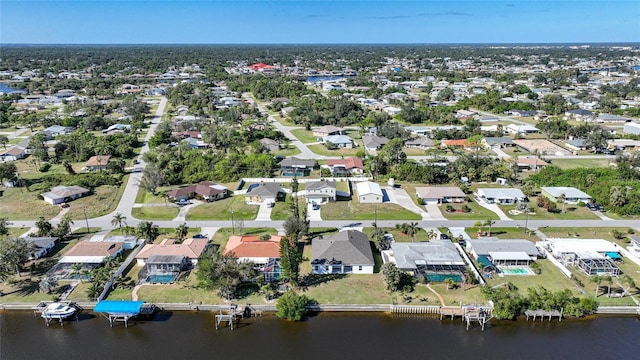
[1, 311, 638, 360]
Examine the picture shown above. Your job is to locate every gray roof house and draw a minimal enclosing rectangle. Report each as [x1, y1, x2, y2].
[280, 157, 317, 176]
[323, 134, 354, 148]
[311, 230, 374, 274]
[476, 188, 526, 204]
[415, 186, 466, 204]
[259, 138, 281, 152]
[483, 137, 515, 148]
[389, 241, 467, 282]
[244, 183, 285, 204]
[565, 139, 588, 151]
[467, 238, 539, 265]
[305, 181, 336, 204]
[24, 236, 57, 260]
[41, 185, 90, 205]
[540, 187, 592, 204]
[363, 135, 389, 151]
[405, 137, 434, 149]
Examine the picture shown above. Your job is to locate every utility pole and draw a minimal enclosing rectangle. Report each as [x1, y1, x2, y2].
[524, 205, 530, 236]
[230, 206, 235, 234]
[83, 205, 90, 233]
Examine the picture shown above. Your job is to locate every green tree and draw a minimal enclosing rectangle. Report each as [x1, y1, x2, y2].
[620, 275, 636, 297]
[39, 276, 58, 294]
[0, 162, 17, 184]
[276, 290, 310, 321]
[136, 221, 160, 243]
[175, 223, 189, 243]
[279, 235, 303, 286]
[0, 237, 32, 279]
[111, 213, 128, 234]
[483, 219, 496, 236]
[86, 282, 102, 301]
[0, 217, 10, 237]
[35, 217, 52, 237]
[381, 262, 402, 292]
[557, 193, 566, 213]
[0, 134, 8, 149]
[591, 275, 602, 297]
[196, 249, 256, 300]
[52, 214, 74, 240]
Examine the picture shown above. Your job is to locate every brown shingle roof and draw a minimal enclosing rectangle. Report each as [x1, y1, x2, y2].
[85, 155, 111, 167]
[64, 241, 123, 257]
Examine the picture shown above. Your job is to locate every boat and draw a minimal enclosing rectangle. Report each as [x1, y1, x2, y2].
[41, 302, 77, 319]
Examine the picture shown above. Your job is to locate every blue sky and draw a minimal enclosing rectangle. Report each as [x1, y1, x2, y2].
[1, 1, 639, 44]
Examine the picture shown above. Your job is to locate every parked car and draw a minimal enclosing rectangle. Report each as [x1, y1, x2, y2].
[193, 234, 207, 239]
[176, 199, 191, 206]
[312, 203, 320, 210]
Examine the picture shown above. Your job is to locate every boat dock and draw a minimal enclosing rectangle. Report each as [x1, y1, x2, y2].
[93, 300, 157, 328]
[214, 304, 263, 330]
[525, 309, 563, 321]
[33, 301, 83, 327]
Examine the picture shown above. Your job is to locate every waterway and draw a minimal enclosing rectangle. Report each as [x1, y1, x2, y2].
[0, 83, 26, 94]
[1, 311, 638, 360]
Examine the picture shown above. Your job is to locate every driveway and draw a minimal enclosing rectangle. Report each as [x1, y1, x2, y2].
[474, 197, 512, 221]
[256, 202, 273, 221]
[425, 203, 446, 220]
[173, 200, 203, 222]
[307, 202, 322, 221]
[382, 187, 430, 220]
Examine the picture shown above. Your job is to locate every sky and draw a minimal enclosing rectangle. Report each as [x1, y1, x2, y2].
[1, 1, 639, 44]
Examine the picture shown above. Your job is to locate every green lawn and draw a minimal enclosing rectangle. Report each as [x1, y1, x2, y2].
[485, 259, 582, 295]
[271, 198, 299, 220]
[439, 201, 500, 220]
[307, 144, 360, 157]
[186, 196, 259, 221]
[290, 129, 319, 143]
[549, 158, 611, 169]
[135, 187, 170, 204]
[0, 187, 61, 220]
[321, 201, 421, 221]
[5, 227, 29, 238]
[501, 203, 600, 220]
[272, 145, 301, 157]
[363, 227, 437, 242]
[65, 178, 129, 220]
[300, 274, 393, 304]
[468, 227, 540, 240]
[131, 206, 179, 220]
[335, 181, 350, 193]
[537, 227, 634, 247]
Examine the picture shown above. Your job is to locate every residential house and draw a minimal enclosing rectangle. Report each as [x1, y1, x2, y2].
[565, 139, 588, 151]
[405, 126, 430, 136]
[0, 146, 28, 162]
[382, 106, 402, 116]
[477, 115, 499, 122]
[363, 135, 389, 152]
[623, 121, 640, 135]
[224, 234, 284, 281]
[565, 109, 594, 122]
[355, 181, 384, 203]
[85, 155, 111, 172]
[312, 125, 345, 137]
[441, 139, 468, 149]
[279, 157, 317, 176]
[415, 186, 466, 204]
[508, 109, 537, 117]
[608, 139, 640, 151]
[136, 238, 209, 266]
[324, 157, 364, 176]
[516, 157, 549, 171]
[546, 238, 621, 276]
[102, 123, 131, 134]
[43, 125, 74, 138]
[311, 230, 375, 274]
[506, 124, 539, 135]
[259, 138, 281, 152]
[41, 185, 90, 205]
[323, 134, 354, 148]
[456, 109, 477, 119]
[483, 137, 515, 149]
[387, 241, 467, 282]
[404, 137, 434, 149]
[245, 183, 285, 204]
[182, 137, 209, 149]
[466, 238, 539, 266]
[305, 181, 337, 204]
[598, 113, 631, 123]
[24, 236, 57, 260]
[166, 181, 229, 202]
[59, 241, 124, 265]
[540, 187, 592, 204]
[476, 188, 526, 204]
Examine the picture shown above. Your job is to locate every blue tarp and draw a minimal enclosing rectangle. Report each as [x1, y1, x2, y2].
[605, 252, 621, 260]
[94, 300, 144, 315]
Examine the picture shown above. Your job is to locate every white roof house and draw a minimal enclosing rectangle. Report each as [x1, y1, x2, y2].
[355, 181, 384, 203]
[540, 187, 592, 204]
[476, 188, 526, 204]
[506, 124, 539, 135]
[546, 238, 619, 258]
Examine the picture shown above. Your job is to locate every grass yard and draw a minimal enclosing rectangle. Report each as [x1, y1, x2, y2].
[186, 195, 259, 221]
[131, 206, 179, 220]
[468, 227, 540, 240]
[153, 227, 202, 242]
[4, 227, 29, 238]
[427, 284, 486, 306]
[271, 198, 299, 220]
[307, 144, 360, 157]
[321, 201, 421, 221]
[402, 147, 428, 156]
[65, 178, 129, 220]
[300, 274, 393, 304]
[537, 227, 634, 247]
[363, 227, 437, 242]
[565, 266, 638, 306]
[335, 181, 350, 193]
[272, 145, 301, 157]
[14, 159, 85, 179]
[501, 203, 600, 220]
[134, 187, 169, 204]
[549, 158, 612, 169]
[485, 259, 582, 295]
[290, 129, 319, 143]
[0, 187, 61, 220]
[439, 201, 500, 221]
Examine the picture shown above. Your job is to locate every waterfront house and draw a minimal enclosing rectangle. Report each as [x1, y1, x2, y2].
[387, 241, 467, 282]
[475, 188, 526, 204]
[466, 238, 539, 266]
[546, 238, 621, 276]
[540, 187, 592, 204]
[136, 238, 209, 266]
[415, 186, 466, 204]
[355, 181, 384, 203]
[244, 183, 285, 204]
[224, 234, 284, 281]
[41, 185, 90, 205]
[85, 155, 111, 172]
[311, 230, 375, 274]
[305, 181, 337, 204]
[166, 181, 229, 202]
[323, 157, 364, 176]
[49, 241, 125, 279]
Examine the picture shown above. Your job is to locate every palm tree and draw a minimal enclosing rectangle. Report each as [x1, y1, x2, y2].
[39, 276, 58, 294]
[483, 219, 496, 236]
[175, 223, 189, 243]
[111, 213, 127, 234]
[591, 275, 602, 297]
[137, 221, 160, 243]
[620, 275, 636, 297]
[557, 193, 566, 213]
[444, 278, 455, 290]
[407, 222, 418, 242]
[86, 282, 102, 301]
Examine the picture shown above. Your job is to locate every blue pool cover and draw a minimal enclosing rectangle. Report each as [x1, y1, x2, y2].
[94, 300, 144, 315]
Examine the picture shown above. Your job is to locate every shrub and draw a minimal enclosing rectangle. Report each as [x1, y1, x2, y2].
[39, 163, 52, 172]
[445, 205, 455, 212]
[276, 290, 309, 321]
[461, 204, 471, 213]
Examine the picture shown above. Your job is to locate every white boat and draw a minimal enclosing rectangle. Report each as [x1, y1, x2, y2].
[41, 302, 77, 319]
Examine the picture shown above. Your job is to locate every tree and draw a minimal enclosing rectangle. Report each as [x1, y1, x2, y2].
[62, 159, 76, 175]
[557, 193, 566, 213]
[111, 213, 128, 234]
[591, 275, 602, 297]
[0, 217, 10, 237]
[52, 215, 74, 240]
[406, 222, 418, 242]
[381, 262, 402, 292]
[279, 235, 303, 286]
[444, 278, 455, 290]
[609, 186, 628, 207]
[196, 249, 256, 300]
[137, 163, 164, 195]
[483, 219, 496, 236]
[0, 134, 8, 149]
[35, 217, 52, 237]
[39, 276, 58, 294]
[0, 237, 32, 279]
[276, 290, 310, 321]
[175, 223, 189, 243]
[136, 221, 160, 243]
[619, 275, 636, 297]
[0, 162, 17, 184]
[86, 282, 102, 301]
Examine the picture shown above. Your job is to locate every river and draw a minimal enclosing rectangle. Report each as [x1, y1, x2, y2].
[1, 311, 638, 360]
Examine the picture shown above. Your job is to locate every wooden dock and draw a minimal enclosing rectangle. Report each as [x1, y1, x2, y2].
[525, 308, 563, 321]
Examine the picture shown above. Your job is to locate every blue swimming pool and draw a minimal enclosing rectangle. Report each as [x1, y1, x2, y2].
[145, 274, 177, 283]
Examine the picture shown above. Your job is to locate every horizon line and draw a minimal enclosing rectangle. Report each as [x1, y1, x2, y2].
[2, 42, 640, 47]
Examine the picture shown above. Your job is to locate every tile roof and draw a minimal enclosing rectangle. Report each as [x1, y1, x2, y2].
[224, 235, 284, 258]
[325, 157, 364, 170]
[64, 241, 123, 257]
[85, 155, 111, 167]
[136, 238, 209, 260]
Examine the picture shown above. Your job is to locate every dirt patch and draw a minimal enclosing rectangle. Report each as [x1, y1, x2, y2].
[513, 139, 571, 156]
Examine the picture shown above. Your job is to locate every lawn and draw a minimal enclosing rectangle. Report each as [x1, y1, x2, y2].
[468, 227, 540, 240]
[186, 195, 259, 221]
[549, 158, 612, 169]
[131, 206, 179, 220]
[439, 201, 500, 221]
[300, 274, 393, 304]
[0, 187, 61, 220]
[65, 178, 129, 220]
[154, 227, 202, 242]
[565, 265, 639, 306]
[271, 198, 298, 220]
[501, 203, 600, 220]
[4, 227, 29, 238]
[321, 201, 421, 221]
[335, 181, 350, 193]
[485, 259, 582, 295]
[537, 227, 634, 247]
[307, 144, 360, 157]
[272, 145, 301, 157]
[363, 227, 437, 242]
[290, 129, 319, 143]
[14, 159, 85, 179]
[403, 147, 428, 156]
[134, 187, 169, 204]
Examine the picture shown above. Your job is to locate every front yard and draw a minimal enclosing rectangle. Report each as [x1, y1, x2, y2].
[0, 187, 61, 220]
[131, 206, 179, 220]
[186, 195, 259, 221]
[321, 201, 421, 221]
[439, 201, 500, 221]
[502, 203, 601, 220]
